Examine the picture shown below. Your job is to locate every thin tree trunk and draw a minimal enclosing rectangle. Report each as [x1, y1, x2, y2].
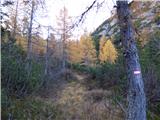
[116, 1, 146, 120]
[62, 7, 66, 71]
[45, 27, 50, 76]
[26, 0, 35, 75]
[27, 1, 34, 60]
[12, 0, 19, 39]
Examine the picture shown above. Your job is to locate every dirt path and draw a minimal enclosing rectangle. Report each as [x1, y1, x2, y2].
[37, 69, 124, 120]
[38, 70, 88, 100]
[72, 70, 89, 81]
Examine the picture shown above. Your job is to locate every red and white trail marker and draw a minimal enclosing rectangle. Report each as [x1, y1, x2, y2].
[134, 70, 141, 74]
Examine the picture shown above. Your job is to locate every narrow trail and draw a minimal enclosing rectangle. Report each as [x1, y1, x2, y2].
[72, 70, 89, 81]
[37, 69, 124, 120]
[38, 69, 88, 100]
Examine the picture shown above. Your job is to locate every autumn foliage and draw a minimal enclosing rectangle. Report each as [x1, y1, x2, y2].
[99, 36, 118, 63]
[68, 33, 97, 66]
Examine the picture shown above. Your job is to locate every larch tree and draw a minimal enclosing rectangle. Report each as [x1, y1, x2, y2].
[116, 1, 146, 120]
[11, 0, 19, 39]
[44, 27, 50, 77]
[24, 0, 45, 76]
[5, 0, 23, 40]
[79, 34, 97, 66]
[99, 36, 118, 64]
[67, 40, 81, 64]
[27, 0, 35, 61]
[57, 6, 72, 70]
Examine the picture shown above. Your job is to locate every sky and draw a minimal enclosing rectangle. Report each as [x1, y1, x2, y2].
[1, 0, 115, 39]
[38, 0, 116, 39]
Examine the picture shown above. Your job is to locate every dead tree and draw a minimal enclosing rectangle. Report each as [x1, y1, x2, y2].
[57, 6, 72, 80]
[26, 0, 35, 75]
[27, 0, 34, 60]
[12, 0, 19, 39]
[44, 27, 50, 77]
[116, 1, 146, 120]
[58, 7, 70, 70]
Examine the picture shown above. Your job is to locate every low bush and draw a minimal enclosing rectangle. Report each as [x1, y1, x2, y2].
[1, 36, 44, 98]
[1, 97, 62, 120]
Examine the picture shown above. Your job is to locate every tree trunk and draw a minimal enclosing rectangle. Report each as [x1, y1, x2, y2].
[45, 27, 50, 76]
[26, 1, 35, 75]
[116, 1, 146, 120]
[27, 1, 34, 61]
[62, 8, 66, 71]
[12, 0, 19, 39]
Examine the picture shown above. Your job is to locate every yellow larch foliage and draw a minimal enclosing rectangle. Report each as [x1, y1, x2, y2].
[15, 35, 46, 55]
[67, 40, 82, 63]
[99, 36, 118, 64]
[79, 34, 97, 65]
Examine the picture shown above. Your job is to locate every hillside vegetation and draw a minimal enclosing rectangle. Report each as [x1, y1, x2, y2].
[1, 1, 160, 120]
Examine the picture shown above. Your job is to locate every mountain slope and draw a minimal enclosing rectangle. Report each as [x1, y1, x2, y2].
[92, 1, 160, 45]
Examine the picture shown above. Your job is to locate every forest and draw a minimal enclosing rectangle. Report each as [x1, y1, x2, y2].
[1, 0, 160, 120]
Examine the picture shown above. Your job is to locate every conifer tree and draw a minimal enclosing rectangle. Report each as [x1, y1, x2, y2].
[57, 6, 71, 70]
[79, 34, 97, 66]
[68, 40, 81, 63]
[99, 36, 117, 63]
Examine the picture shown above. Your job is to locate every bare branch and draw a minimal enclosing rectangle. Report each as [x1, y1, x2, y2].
[2, 1, 14, 6]
[68, 0, 98, 32]
[79, 0, 97, 24]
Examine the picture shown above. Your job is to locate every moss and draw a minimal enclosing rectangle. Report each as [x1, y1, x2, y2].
[134, 18, 143, 28]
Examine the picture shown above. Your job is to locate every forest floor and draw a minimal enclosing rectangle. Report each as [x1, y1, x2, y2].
[34, 69, 124, 120]
[3, 70, 124, 120]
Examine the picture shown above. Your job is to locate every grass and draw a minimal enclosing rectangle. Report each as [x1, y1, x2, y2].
[2, 71, 124, 120]
[2, 97, 62, 120]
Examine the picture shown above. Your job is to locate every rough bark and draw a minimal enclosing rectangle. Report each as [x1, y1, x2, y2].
[12, 0, 19, 39]
[62, 7, 66, 70]
[57, 7, 71, 80]
[45, 27, 50, 76]
[116, 1, 146, 120]
[27, 1, 34, 61]
[26, 1, 35, 76]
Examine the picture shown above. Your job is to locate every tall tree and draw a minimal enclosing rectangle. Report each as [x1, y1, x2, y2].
[12, 0, 19, 38]
[116, 1, 146, 120]
[44, 26, 56, 77]
[57, 6, 71, 70]
[25, 0, 35, 76]
[2, 0, 21, 39]
[79, 34, 97, 66]
[27, 0, 35, 60]
[68, 40, 81, 64]
[25, 0, 45, 75]
[3, 0, 20, 39]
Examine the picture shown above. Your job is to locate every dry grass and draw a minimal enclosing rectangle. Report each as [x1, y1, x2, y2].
[56, 81, 124, 120]
[2, 71, 125, 120]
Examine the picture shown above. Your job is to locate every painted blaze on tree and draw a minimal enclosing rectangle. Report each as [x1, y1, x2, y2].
[116, 1, 146, 120]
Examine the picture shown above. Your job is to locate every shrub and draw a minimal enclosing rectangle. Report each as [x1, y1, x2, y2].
[1, 97, 61, 120]
[134, 18, 143, 28]
[1, 37, 44, 97]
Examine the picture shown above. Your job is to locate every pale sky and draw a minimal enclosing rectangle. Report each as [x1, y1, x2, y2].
[38, 0, 115, 39]
[1, 0, 116, 39]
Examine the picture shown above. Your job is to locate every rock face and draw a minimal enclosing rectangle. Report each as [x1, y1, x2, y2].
[92, 1, 160, 44]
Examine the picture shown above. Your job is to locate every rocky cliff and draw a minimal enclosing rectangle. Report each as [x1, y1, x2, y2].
[92, 1, 160, 46]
